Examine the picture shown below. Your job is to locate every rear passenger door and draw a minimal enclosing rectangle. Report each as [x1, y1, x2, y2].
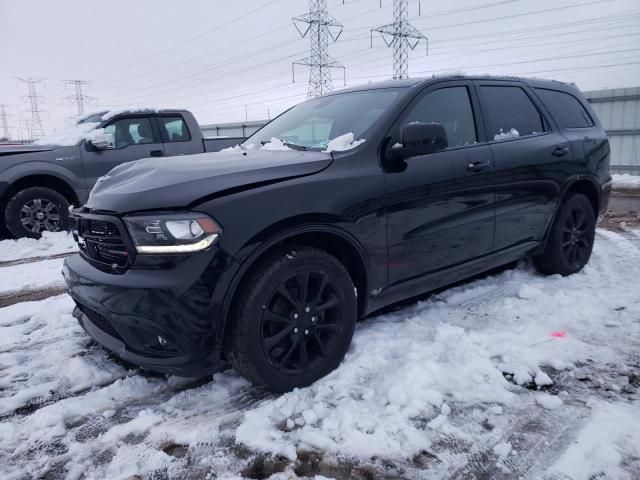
[158, 114, 203, 156]
[475, 81, 570, 252]
[384, 81, 496, 286]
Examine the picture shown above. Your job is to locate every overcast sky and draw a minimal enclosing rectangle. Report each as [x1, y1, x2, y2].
[1, 0, 639, 139]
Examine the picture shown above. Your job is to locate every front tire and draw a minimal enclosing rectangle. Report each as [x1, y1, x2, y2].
[227, 246, 357, 393]
[4, 187, 70, 239]
[533, 193, 596, 276]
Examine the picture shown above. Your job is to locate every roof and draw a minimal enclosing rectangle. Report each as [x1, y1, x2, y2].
[327, 75, 575, 95]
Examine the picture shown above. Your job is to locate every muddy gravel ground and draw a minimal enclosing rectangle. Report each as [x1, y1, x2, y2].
[0, 212, 639, 479]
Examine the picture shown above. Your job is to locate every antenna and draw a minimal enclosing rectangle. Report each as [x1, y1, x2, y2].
[371, 0, 428, 79]
[292, 0, 346, 99]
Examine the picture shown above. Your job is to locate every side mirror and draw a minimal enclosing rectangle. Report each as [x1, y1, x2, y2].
[85, 129, 115, 151]
[390, 122, 448, 160]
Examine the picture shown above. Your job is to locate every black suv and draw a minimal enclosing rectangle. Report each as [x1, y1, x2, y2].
[64, 76, 611, 392]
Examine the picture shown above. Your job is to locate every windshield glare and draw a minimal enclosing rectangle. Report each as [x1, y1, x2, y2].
[245, 88, 403, 151]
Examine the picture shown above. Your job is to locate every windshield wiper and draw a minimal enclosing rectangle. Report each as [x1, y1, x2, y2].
[260, 139, 308, 151]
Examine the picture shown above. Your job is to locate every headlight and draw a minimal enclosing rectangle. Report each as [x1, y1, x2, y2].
[124, 213, 222, 254]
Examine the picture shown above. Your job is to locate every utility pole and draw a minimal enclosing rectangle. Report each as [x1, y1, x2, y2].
[16, 77, 46, 139]
[292, 0, 345, 99]
[64, 79, 95, 115]
[371, 0, 428, 79]
[0, 105, 11, 140]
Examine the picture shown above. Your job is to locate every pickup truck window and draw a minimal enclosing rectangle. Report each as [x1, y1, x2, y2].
[402, 86, 477, 147]
[245, 88, 403, 151]
[161, 116, 191, 142]
[103, 117, 157, 148]
[479, 86, 546, 141]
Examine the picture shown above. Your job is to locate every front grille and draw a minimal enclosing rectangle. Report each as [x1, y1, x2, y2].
[77, 302, 122, 340]
[75, 217, 131, 270]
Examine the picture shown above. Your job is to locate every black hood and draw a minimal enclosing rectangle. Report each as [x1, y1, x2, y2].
[86, 149, 333, 213]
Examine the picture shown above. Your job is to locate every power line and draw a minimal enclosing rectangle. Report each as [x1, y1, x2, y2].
[96, 0, 285, 79]
[371, 0, 428, 79]
[16, 77, 46, 139]
[292, 0, 345, 98]
[64, 80, 96, 115]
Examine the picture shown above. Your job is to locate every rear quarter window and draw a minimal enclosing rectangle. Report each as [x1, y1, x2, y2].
[534, 88, 594, 128]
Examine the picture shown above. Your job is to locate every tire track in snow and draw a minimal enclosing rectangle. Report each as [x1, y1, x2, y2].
[0, 251, 74, 268]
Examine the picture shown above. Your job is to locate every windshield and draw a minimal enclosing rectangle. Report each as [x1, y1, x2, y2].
[244, 88, 404, 151]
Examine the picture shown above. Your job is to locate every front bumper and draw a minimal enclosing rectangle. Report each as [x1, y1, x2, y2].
[63, 245, 240, 377]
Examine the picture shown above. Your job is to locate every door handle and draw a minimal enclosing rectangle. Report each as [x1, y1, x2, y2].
[150, 150, 164, 157]
[552, 145, 570, 157]
[467, 161, 491, 172]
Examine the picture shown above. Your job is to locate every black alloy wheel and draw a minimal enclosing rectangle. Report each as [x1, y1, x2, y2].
[561, 204, 591, 268]
[227, 246, 357, 392]
[533, 192, 596, 276]
[260, 270, 343, 375]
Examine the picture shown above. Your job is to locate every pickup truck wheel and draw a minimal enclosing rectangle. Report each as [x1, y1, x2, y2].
[4, 187, 70, 239]
[227, 246, 357, 393]
[533, 193, 596, 276]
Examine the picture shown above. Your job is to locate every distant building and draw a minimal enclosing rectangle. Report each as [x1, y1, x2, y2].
[584, 87, 639, 173]
[200, 120, 266, 139]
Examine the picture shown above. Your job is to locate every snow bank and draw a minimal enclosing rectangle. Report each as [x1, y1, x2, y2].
[34, 119, 100, 146]
[546, 400, 640, 479]
[236, 229, 640, 462]
[0, 257, 67, 295]
[0, 231, 77, 263]
[323, 132, 365, 153]
[612, 173, 640, 189]
[493, 128, 520, 141]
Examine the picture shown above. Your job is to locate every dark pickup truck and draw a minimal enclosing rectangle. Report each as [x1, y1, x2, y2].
[0, 109, 241, 238]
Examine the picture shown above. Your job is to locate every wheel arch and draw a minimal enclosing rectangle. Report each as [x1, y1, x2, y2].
[1, 174, 80, 209]
[217, 224, 370, 351]
[537, 175, 601, 254]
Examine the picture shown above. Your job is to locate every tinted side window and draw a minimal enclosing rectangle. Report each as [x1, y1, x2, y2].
[402, 86, 477, 147]
[479, 86, 545, 141]
[161, 116, 191, 142]
[534, 88, 594, 128]
[103, 117, 156, 148]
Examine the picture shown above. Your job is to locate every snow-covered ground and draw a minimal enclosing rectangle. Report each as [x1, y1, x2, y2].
[612, 173, 640, 190]
[0, 231, 77, 263]
[0, 229, 639, 479]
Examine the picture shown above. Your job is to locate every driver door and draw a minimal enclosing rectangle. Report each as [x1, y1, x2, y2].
[81, 115, 165, 191]
[384, 81, 496, 289]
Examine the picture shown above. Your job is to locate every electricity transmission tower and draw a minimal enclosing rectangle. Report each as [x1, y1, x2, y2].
[16, 77, 46, 139]
[64, 79, 95, 115]
[0, 105, 11, 140]
[292, 0, 345, 99]
[371, 0, 428, 79]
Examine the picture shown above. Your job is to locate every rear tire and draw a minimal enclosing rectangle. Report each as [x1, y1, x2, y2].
[226, 246, 357, 393]
[4, 187, 70, 239]
[533, 193, 596, 276]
